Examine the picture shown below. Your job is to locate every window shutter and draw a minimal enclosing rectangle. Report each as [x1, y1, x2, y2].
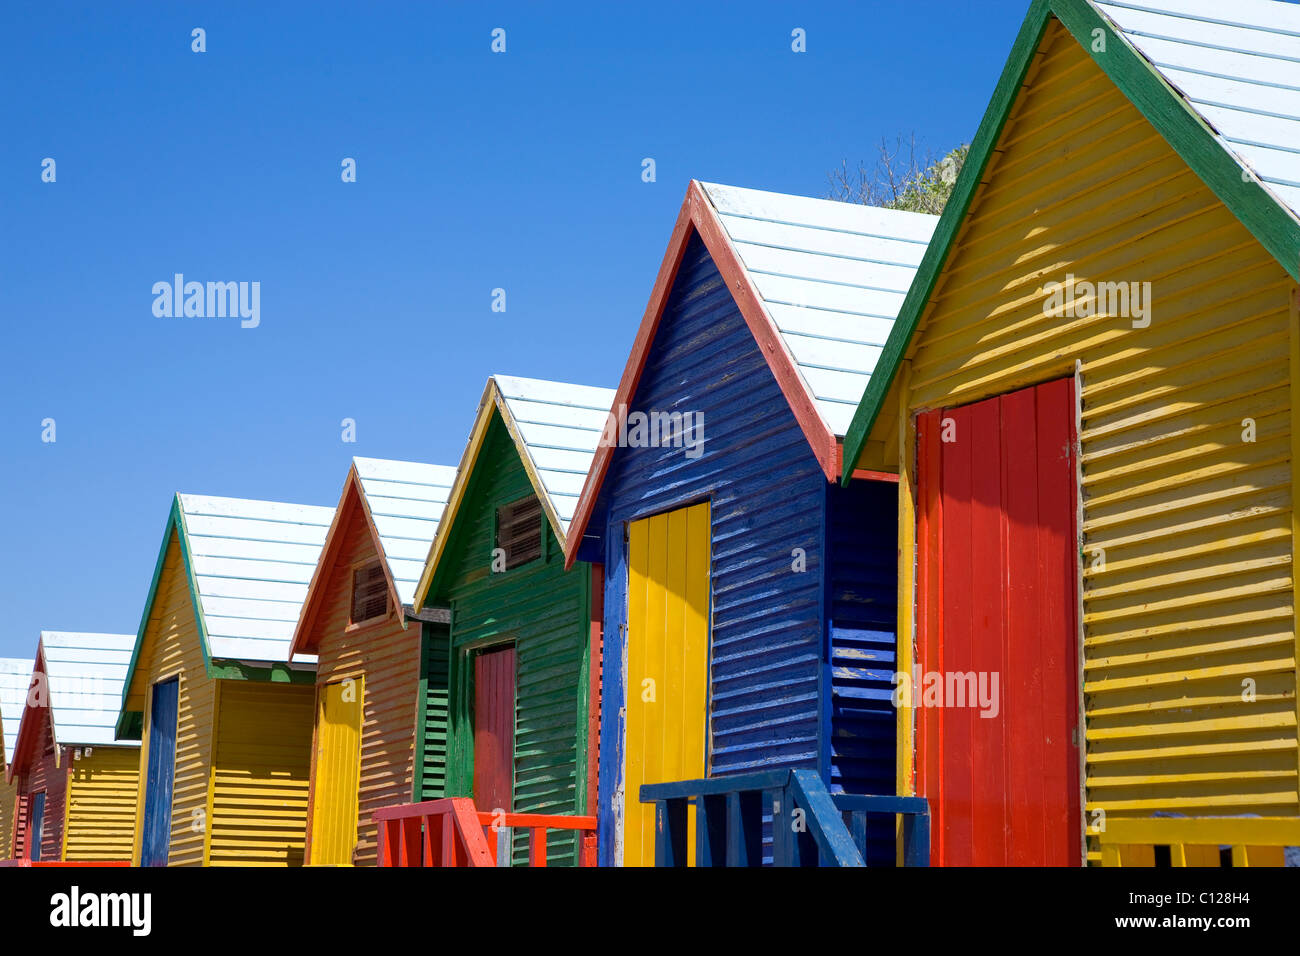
[496, 497, 543, 570]
[351, 561, 390, 623]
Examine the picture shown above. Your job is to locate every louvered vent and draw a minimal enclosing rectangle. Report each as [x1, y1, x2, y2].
[350, 560, 389, 624]
[496, 497, 542, 570]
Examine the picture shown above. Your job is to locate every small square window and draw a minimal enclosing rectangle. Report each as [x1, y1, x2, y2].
[496, 498, 542, 570]
[350, 560, 389, 624]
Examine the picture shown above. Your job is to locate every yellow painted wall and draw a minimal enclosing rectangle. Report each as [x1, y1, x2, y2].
[623, 502, 710, 867]
[210, 679, 314, 866]
[0, 774, 15, 859]
[62, 746, 141, 861]
[869, 19, 1298, 857]
[126, 530, 217, 866]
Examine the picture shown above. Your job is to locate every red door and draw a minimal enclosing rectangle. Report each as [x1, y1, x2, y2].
[916, 377, 1081, 866]
[473, 646, 516, 814]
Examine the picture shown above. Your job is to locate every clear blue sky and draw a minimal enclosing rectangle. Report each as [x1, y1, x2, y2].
[0, 0, 1030, 659]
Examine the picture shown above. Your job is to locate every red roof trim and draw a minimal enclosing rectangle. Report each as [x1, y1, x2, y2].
[562, 181, 838, 568]
[7, 642, 48, 783]
[288, 465, 403, 659]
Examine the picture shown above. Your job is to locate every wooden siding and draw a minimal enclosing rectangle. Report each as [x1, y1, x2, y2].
[0, 775, 16, 859]
[18, 706, 66, 860]
[304, 493, 422, 866]
[416, 621, 450, 801]
[127, 529, 216, 867]
[11, 792, 27, 860]
[63, 746, 140, 861]
[592, 234, 831, 865]
[210, 679, 313, 866]
[439, 411, 592, 866]
[867, 20, 1299, 853]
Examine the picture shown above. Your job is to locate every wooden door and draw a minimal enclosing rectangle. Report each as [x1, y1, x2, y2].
[309, 677, 364, 865]
[916, 377, 1081, 866]
[473, 646, 516, 815]
[140, 678, 179, 867]
[623, 501, 710, 866]
[26, 791, 46, 862]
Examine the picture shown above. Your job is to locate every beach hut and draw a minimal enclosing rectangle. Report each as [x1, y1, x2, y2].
[408, 375, 614, 866]
[838, 0, 1300, 866]
[289, 457, 456, 866]
[563, 182, 937, 866]
[117, 493, 334, 866]
[7, 633, 138, 862]
[0, 658, 34, 858]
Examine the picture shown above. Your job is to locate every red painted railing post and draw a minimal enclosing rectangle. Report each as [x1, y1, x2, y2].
[441, 813, 456, 867]
[399, 817, 420, 866]
[421, 811, 437, 867]
[529, 828, 547, 867]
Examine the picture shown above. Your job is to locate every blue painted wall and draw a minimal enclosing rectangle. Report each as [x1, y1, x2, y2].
[584, 232, 898, 865]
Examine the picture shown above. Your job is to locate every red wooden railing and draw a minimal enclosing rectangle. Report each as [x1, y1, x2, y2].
[373, 798, 597, 867]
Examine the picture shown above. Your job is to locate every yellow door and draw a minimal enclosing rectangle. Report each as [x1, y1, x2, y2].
[624, 501, 710, 866]
[309, 677, 363, 865]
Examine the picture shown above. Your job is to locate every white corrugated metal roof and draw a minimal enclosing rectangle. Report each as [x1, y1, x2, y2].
[493, 375, 616, 537]
[699, 182, 939, 437]
[178, 494, 335, 663]
[352, 457, 457, 606]
[0, 657, 33, 763]
[39, 633, 137, 748]
[1095, 0, 1300, 220]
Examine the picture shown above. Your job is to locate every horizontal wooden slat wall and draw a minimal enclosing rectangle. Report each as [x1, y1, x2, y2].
[22, 708, 67, 861]
[127, 530, 216, 867]
[441, 414, 590, 866]
[63, 746, 140, 861]
[210, 679, 313, 866]
[417, 622, 450, 802]
[874, 19, 1298, 858]
[307, 500, 422, 866]
[0, 778, 15, 859]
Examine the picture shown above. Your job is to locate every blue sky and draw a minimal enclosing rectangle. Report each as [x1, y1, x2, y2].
[0, 0, 1029, 659]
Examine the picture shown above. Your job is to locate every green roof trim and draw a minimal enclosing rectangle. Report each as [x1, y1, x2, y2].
[115, 492, 300, 740]
[116, 709, 143, 741]
[842, 0, 1300, 483]
[116, 495, 211, 739]
[208, 660, 316, 683]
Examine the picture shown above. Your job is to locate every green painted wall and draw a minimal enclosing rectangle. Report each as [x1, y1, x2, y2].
[414, 620, 451, 802]
[430, 412, 591, 866]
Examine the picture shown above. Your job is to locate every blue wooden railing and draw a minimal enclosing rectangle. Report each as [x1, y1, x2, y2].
[640, 768, 930, 867]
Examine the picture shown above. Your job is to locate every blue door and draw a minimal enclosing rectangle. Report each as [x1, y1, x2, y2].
[27, 792, 46, 861]
[140, 678, 179, 866]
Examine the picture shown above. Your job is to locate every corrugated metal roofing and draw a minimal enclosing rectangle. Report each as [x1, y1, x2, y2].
[1095, 0, 1300, 220]
[39, 632, 138, 748]
[353, 458, 457, 607]
[493, 375, 616, 538]
[0, 658, 33, 762]
[698, 182, 939, 437]
[178, 494, 335, 663]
